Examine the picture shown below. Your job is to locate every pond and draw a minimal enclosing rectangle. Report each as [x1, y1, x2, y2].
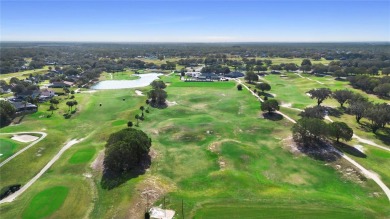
[91, 73, 163, 90]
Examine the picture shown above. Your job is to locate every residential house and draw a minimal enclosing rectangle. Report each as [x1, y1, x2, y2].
[48, 81, 74, 88]
[198, 73, 220, 81]
[225, 71, 244, 78]
[40, 88, 55, 98]
[16, 90, 41, 99]
[9, 101, 38, 113]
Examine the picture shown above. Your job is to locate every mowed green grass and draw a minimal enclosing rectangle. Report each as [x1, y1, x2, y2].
[0, 73, 389, 218]
[68, 148, 96, 164]
[0, 138, 26, 162]
[0, 66, 50, 82]
[170, 81, 235, 88]
[22, 186, 69, 219]
[99, 70, 140, 81]
[140, 78, 389, 218]
[194, 203, 368, 219]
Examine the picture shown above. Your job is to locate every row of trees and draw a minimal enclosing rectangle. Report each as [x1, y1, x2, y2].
[147, 81, 168, 108]
[293, 118, 353, 144]
[348, 75, 390, 98]
[307, 87, 390, 133]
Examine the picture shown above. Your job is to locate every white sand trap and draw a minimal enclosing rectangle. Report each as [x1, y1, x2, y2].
[150, 207, 175, 219]
[166, 100, 178, 106]
[135, 90, 144, 96]
[11, 135, 39, 143]
[306, 93, 312, 97]
[354, 145, 365, 153]
[281, 103, 292, 107]
[81, 90, 97, 93]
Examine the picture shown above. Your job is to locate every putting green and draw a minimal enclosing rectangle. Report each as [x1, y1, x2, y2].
[22, 186, 69, 219]
[68, 148, 96, 164]
[111, 119, 127, 126]
[0, 138, 19, 161]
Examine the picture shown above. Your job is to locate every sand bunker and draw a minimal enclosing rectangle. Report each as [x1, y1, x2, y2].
[11, 134, 39, 143]
[166, 100, 178, 106]
[135, 90, 144, 96]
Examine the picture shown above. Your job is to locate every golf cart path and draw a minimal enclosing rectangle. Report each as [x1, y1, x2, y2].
[325, 116, 390, 153]
[275, 103, 390, 153]
[0, 132, 47, 167]
[236, 78, 390, 202]
[0, 138, 83, 204]
[235, 79, 297, 123]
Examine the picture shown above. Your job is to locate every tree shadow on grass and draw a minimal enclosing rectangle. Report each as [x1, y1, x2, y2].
[263, 93, 275, 98]
[263, 112, 283, 121]
[334, 142, 367, 158]
[296, 140, 341, 162]
[324, 106, 343, 118]
[63, 113, 71, 119]
[374, 127, 390, 146]
[150, 103, 167, 109]
[101, 154, 151, 190]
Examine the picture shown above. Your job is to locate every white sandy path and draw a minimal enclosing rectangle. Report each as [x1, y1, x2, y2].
[0, 132, 47, 168]
[0, 138, 84, 204]
[236, 79, 390, 202]
[295, 73, 324, 85]
[235, 79, 297, 124]
[339, 152, 390, 201]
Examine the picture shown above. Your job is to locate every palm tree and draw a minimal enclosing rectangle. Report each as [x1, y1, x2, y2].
[63, 87, 70, 98]
[73, 100, 78, 111]
[140, 106, 145, 117]
[135, 114, 140, 126]
[49, 104, 55, 115]
[66, 101, 74, 112]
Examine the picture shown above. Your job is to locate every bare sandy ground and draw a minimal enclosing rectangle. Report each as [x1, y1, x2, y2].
[135, 90, 144, 96]
[11, 134, 39, 143]
[166, 100, 178, 106]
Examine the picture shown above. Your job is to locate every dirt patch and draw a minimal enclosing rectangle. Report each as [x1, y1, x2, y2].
[330, 160, 367, 184]
[91, 150, 105, 172]
[127, 176, 175, 219]
[281, 136, 302, 156]
[281, 103, 292, 108]
[11, 134, 39, 143]
[284, 173, 309, 185]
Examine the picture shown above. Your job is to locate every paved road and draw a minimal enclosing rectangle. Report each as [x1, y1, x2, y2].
[0, 138, 83, 204]
[0, 132, 47, 167]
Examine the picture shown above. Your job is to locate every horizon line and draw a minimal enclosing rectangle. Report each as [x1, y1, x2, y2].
[1, 40, 390, 44]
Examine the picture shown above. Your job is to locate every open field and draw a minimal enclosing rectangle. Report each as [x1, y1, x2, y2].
[0, 61, 389, 218]
[99, 70, 140, 81]
[0, 66, 50, 82]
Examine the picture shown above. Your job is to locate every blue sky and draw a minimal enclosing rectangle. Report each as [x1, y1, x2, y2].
[1, 0, 389, 42]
